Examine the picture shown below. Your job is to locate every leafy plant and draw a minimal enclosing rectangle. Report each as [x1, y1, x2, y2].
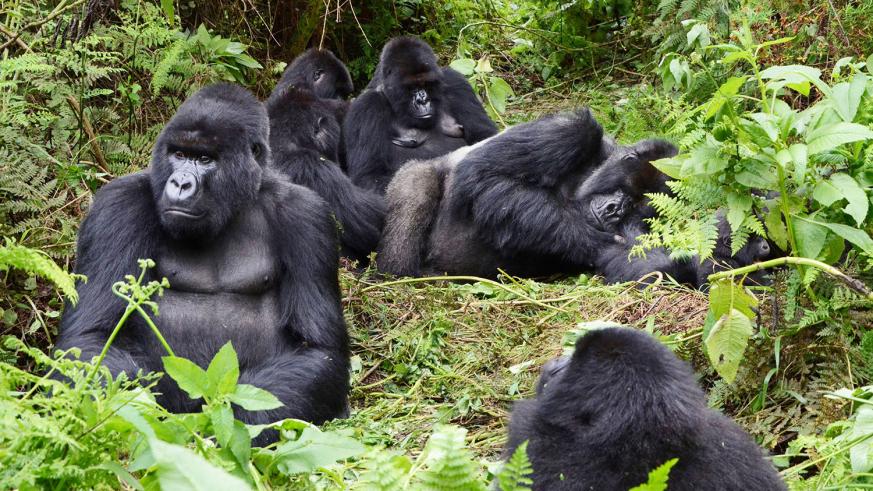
[450, 55, 515, 125]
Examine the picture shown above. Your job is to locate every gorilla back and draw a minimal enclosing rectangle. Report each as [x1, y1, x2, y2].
[504, 328, 785, 490]
[57, 84, 350, 443]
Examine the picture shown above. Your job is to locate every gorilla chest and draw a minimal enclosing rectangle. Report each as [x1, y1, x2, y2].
[391, 130, 466, 169]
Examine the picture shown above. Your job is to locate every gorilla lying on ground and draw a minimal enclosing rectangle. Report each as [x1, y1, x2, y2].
[503, 328, 785, 490]
[377, 110, 624, 278]
[56, 84, 349, 445]
[266, 86, 385, 263]
[344, 36, 497, 193]
[274, 48, 353, 101]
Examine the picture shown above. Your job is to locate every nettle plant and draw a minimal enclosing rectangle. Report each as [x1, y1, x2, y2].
[646, 24, 873, 382]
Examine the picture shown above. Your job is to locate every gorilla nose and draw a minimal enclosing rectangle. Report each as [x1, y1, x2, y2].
[760, 241, 770, 255]
[165, 171, 198, 203]
[414, 89, 430, 104]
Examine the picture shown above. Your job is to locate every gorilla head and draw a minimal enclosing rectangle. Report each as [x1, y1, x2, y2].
[150, 83, 269, 242]
[376, 36, 444, 129]
[276, 48, 353, 100]
[266, 87, 343, 163]
[505, 327, 786, 490]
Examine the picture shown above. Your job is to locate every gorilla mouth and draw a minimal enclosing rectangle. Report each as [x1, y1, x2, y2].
[164, 208, 205, 219]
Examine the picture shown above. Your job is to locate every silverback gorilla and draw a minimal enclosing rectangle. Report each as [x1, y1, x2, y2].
[503, 328, 786, 490]
[56, 84, 349, 444]
[274, 48, 354, 101]
[344, 36, 497, 193]
[377, 110, 623, 278]
[266, 86, 385, 263]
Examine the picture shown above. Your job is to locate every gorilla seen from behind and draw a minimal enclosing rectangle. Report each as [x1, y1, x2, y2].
[56, 84, 350, 444]
[344, 36, 498, 193]
[503, 328, 785, 490]
[266, 86, 385, 263]
[274, 48, 353, 101]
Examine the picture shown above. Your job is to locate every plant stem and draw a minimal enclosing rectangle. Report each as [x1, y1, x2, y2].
[708, 257, 872, 299]
[84, 304, 136, 386]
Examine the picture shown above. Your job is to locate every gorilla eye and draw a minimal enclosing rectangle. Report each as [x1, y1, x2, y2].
[173, 150, 185, 159]
[252, 144, 261, 157]
[606, 203, 617, 213]
[314, 69, 324, 80]
[198, 155, 212, 164]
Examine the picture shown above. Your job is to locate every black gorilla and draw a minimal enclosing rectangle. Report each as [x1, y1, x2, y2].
[696, 215, 775, 286]
[274, 48, 353, 101]
[266, 86, 385, 263]
[344, 36, 497, 194]
[56, 84, 349, 444]
[377, 110, 621, 278]
[504, 328, 785, 490]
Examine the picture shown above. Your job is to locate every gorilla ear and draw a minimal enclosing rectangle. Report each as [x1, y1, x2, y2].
[251, 143, 262, 158]
[316, 116, 327, 132]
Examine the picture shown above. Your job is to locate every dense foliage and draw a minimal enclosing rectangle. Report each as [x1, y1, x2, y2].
[1, 0, 872, 489]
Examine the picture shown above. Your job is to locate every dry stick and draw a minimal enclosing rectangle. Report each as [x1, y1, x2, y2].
[0, 0, 87, 51]
[0, 24, 31, 52]
[66, 96, 113, 177]
[708, 257, 873, 300]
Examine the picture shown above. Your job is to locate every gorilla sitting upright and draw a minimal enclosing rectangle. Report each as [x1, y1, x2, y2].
[344, 36, 497, 193]
[503, 328, 785, 490]
[266, 86, 385, 263]
[56, 84, 349, 444]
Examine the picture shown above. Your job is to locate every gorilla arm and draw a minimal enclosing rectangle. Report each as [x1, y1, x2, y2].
[344, 90, 397, 193]
[441, 67, 498, 143]
[56, 173, 161, 374]
[275, 146, 385, 262]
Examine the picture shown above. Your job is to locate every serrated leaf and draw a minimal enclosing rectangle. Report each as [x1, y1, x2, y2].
[148, 439, 251, 490]
[449, 58, 476, 76]
[829, 173, 869, 226]
[705, 309, 753, 383]
[708, 279, 758, 319]
[207, 342, 240, 397]
[162, 356, 209, 400]
[273, 427, 366, 474]
[789, 143, 808, 184]
[851, 405, 873, 473]
[230, 383, 283, 411]
[209, 404, 234, 447]
[806, 122, 873, 155]
[629, 458, 679, 491]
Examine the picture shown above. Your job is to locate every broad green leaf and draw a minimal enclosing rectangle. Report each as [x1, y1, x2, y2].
[148, 439, 251, 491]
[162, 356, 209, 400]
[789, 144, 808, 184]
[209, 404, 234, 447]
[735, 159, 778, 190]
[682, 136, 727, 176]
[273, 427, 366, 474]
[686, 23, 710, 50]
[96, 462, 144, 491]
[207, 342, 240, 397]
[726, 193, 751, 232]
[748, 113, 779, 143]
[230, 383, 283, 411]
[851, 405, 873, 473]
[793, 218, 829, 259]
[764, 207, 789, 251]
[629, 458, 679, 491]
[705, 77, 747, 119]
[705, 309, 753, 383]
[806, 122, 873, 155]
[449, 58, 476, 76]
[160, 0, 175, 26]
[829, 173, 869, 226]
[813, 180, 844, 207]
[818, 221, 873, 256]
[489, 77, 514, 113]
[475, 57, 493, 73]
[831, 73, 867, 122]
[759, 65, 826, 94]
[651, 155, 684, 179]
[708, 279, 758, 320]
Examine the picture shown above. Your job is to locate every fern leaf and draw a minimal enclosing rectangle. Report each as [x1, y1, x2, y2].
[495, 441, 533, 491]
[0, 240, 80, 304]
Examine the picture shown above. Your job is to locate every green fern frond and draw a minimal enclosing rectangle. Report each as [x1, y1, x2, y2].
[0, 240, 80, 304]
[495, 442, 533, 491]
[353, 450, 412, 491]
[417, 424, 487, 491]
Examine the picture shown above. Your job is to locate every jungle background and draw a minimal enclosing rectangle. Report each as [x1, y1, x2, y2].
[2, 0, 873, 489]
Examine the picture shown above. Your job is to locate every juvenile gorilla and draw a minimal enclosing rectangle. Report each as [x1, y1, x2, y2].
[56, 84, 349, 443]
[266, 86, 385, 263]
[504, 328, 785, 490]
[274, 48, 353, 101]
[344, 36, 497, 193]
[377, 110, 620, 278]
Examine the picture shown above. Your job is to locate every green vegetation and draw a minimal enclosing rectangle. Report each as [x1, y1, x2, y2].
[2, 0, 872, 489]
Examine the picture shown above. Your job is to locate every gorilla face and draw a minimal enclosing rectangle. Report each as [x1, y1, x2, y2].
[589, 190, 630, 232]
[378, 37, 443, 128]
[282, 49, 353, 100]
[266, 87, 342, 163]
[151, 84, 267, 242]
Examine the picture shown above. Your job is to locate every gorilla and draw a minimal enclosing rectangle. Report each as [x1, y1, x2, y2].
[696, 216, 775, 286]
[344, 36, 498, 194]
[266, 86, 385, 263]
[56, 84, 349, 445]
[377, 110, 623, 278]
[274, 48, 353, 101]
[503, 328, 786, 490]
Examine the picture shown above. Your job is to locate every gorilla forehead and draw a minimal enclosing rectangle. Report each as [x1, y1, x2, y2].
[167, 83, 268, 146]
[379, 36, 439, 76]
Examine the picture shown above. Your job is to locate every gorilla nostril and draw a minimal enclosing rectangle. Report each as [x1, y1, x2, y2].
[181, 182, 192, 191]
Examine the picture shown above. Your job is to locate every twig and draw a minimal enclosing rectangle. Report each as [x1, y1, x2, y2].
[0, 0, 87, 51]
[66, 96, 113, 177]
[708, 257, 872, 300]
[0, 24, 31, 52]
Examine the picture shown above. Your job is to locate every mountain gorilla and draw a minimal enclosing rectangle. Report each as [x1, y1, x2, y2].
[503, 328, 785, 490]
[377, 110, 623, 278]
[274, 48, 353, 101]
[344, 36, 497, 194]
[266, 86, 385, 263]
[56, 84, 349, 445]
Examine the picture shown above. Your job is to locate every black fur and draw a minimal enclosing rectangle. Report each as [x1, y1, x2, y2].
[344, 36, 497, 194]
[275, 48, 353, 101]
[266, 86, 385, 263]
[504, 328, 786, 490]
[378, 110, 621, 278]
[56, 84, 349, 445]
